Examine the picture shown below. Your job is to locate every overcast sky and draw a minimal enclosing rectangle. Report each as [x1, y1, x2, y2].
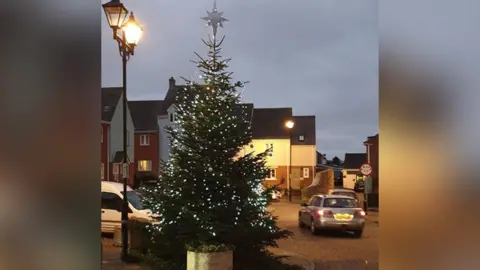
[102, 0, 378, 160]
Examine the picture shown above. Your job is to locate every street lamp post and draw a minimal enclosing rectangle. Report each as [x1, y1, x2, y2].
[103, 0, 143, 261]
[285, 120, 295, 202]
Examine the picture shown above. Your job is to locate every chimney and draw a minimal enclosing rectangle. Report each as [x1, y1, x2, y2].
[169, 77, 176, 89]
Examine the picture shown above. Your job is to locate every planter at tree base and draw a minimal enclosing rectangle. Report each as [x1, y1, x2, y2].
[187, 250, 233, 270]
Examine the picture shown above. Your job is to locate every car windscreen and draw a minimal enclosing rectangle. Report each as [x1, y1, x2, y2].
[121, 191, 144, 210]
[332, 192, 357, 199]
[323, 198, 357, 208]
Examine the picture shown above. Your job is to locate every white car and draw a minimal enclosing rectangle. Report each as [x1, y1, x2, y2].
[101, 181, 153, 233]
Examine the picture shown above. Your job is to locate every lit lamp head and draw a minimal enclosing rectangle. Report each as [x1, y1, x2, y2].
[102, 0, 129, 39]
[285, 120, 295, 129]
[122, 12, 143, 51]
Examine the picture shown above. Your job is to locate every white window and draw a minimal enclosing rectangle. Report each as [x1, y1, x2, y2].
[303, 168, 310, 178]
[298, 135, 305, 141]
[266, 169, 276, 180]
[138, 160, 152, 171]
[101, 163, 104, 179]
[140, 134, 150, 146]
[169, 113, 176, 122]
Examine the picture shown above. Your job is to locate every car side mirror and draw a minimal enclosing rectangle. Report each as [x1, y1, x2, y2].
[300, 202, 308, 207]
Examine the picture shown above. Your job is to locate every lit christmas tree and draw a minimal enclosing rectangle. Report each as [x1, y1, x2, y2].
[140, 1, 292, 268]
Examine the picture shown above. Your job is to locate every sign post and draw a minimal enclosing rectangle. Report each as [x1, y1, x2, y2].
[360, 163, 372, 214]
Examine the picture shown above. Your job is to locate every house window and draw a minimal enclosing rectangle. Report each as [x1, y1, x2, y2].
[101, 163, 104, 180]
[140, 134, 150, 146]
[298, 135, 305, 142]
[266, 169, 276, 180]
[169, 113, 176, 122]
[303, 168, 309, 178]
[138, 160, 152, 171]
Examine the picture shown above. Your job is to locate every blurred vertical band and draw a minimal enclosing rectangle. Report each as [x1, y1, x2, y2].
[380, 0, 480, 269]
[0, 1, 100, 270]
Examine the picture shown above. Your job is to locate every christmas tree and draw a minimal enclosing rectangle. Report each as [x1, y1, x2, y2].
[139, 2, 292, 268]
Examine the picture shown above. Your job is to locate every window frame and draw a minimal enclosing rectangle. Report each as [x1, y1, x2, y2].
[266, 168, 276, 180]
[140, 134, 150, 146]
[303, 167, 309, 178]
[101, 192, 123, 211]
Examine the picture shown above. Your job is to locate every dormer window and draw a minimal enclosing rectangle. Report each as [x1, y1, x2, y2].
[169, 113, 176, 122]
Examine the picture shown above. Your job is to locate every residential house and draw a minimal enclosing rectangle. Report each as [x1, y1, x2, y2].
[316, 152, 327, 165]
[363, 134, 379, 193]
[157, 77, 317, 188]
[101, 121, 110, 181]
[101, 87, 136, 185]
[128, 100, 163, 179]
[289, 115, 317, 189]
[342, 153, 367, 190]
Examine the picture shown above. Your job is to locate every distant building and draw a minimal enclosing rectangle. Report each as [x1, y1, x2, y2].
[157, 77, 317, 188]
[342, 153, 367, 190]
[364, 134, 378, 193]
[128, 100, 163, 180]
[101, 87, 136, 185]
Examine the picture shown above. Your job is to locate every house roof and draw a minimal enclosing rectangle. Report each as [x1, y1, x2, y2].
[128, 100, 164, 131]
[343, 153, 367, 169]
[251, 108, 293, 139]
[113, 151, 126, 163]
[101, 87, 123, 122]
[364, 133, 379, 145]
[291, 115, 316, 145]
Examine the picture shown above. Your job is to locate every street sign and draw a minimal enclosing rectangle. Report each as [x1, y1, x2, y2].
[360, 163, 372, 176]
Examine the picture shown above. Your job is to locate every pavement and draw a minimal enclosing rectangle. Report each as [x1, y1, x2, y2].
[102, 239, 314, 270]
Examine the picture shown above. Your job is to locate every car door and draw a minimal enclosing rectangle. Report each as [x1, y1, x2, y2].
[300, 197, 313, 223]
[305, 197, 319, 221]
[101, 192, 123, 233]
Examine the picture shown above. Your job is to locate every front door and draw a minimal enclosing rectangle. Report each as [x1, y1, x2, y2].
[291, 168, 302, 190]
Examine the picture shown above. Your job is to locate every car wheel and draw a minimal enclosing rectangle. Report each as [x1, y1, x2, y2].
[352, 230, 363, 238]
[310, 218, 318, 235]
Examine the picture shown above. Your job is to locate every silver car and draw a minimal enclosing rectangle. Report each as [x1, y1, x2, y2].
[327, 189, 358, 202]
[298, 195, 366, 237]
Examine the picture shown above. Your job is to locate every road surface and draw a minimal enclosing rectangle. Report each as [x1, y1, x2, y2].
[270, 201, 379, 270]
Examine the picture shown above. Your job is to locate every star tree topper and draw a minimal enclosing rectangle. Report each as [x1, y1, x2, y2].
[202, 0, 228, 37]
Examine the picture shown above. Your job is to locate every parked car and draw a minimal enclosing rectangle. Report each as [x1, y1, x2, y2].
[327, 188, 358, 202]
[101, 181, 153, 233]
[298, 194, 365, 237]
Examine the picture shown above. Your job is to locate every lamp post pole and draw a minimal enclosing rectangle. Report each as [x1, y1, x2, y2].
[285, 120, 294, 202]
[288, 128, 293, 202]
[120, 29, 129, 261]
[103, 1, 142, 261]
